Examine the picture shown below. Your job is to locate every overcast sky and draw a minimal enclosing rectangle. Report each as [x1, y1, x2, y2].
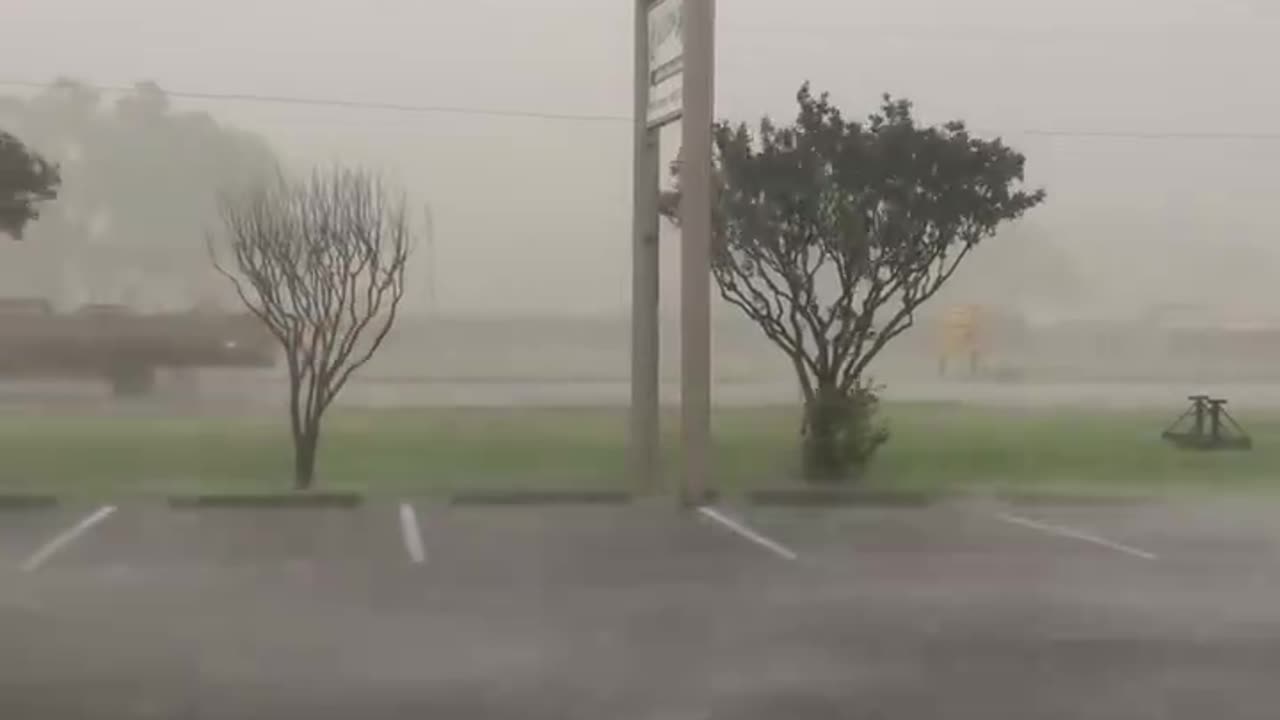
[4, 0, 1280, 316]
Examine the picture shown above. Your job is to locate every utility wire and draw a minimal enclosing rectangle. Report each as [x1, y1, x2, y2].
[0, 79, 630, 124]
[3, 78, 1280, 141]
[1019, 128, 1280, 141]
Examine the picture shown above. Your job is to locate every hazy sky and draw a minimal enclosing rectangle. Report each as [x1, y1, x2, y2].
[5, 0, 1280, 317]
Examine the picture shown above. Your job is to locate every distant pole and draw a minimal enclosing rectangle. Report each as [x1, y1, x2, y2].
[630, 0, 662, 490]
[680, 0, 714, 504]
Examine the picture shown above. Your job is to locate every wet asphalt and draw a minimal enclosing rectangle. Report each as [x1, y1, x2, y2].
[3, 499, 1280, 719]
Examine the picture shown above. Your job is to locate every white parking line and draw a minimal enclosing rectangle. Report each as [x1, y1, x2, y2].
[22, 505, 117, 572]
[399, 502, 427, 565]
[997, 512, 1158, 561]
[698, 506, 798, 561]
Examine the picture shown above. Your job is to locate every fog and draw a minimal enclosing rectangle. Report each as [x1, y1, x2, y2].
[4, 0, 1280, 403]
[4, 0, 1278, 320]
[8, 7, 1280, 717]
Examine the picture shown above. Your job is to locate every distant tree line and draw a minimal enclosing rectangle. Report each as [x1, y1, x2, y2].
[0, 78, 276, 308]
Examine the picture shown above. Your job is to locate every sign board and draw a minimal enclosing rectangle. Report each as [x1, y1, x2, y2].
[646, 0, 684, 128]
[940, 304, 983, 354]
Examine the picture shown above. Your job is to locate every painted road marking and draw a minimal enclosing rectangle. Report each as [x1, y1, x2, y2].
[998, 512, 1158, 561]
[698, 506, 798, 561]
[399, 502, 427, 565]
[22, 505, 117, 572]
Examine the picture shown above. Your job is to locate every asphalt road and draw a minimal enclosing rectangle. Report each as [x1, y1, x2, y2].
[3, 500, 1280, 718]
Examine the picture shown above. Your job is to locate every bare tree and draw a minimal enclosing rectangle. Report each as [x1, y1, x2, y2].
[212, 167, 415, 489]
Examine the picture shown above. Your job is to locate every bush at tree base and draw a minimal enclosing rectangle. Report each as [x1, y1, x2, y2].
[801, 383, 890, 483]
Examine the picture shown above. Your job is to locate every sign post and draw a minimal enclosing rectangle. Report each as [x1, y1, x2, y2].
[631, 0, 714, 502]
[629, 0, 666, 490]
[679, 0, 714, 504]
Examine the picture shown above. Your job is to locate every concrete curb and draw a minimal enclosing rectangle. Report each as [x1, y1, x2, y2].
[746, 489, 942, 508]
[20, 489, 1163, 510]
[994, 492, 1155, 507]
[0, 495, 59, 510]
[449, 490, 634, 506]
[168, 492, 364, 509]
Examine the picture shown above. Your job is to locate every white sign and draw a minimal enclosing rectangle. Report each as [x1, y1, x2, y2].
[646, 0, 684, 128]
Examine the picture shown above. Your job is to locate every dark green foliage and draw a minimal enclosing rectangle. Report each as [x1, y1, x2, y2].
[0, 130, 60, 239]
[671, 83, 1045, 481]
[802, 382, 890, 481]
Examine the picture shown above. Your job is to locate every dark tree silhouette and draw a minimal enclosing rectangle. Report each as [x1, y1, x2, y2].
[0, 130, 60, 239]
[668, 84, 1045, 480]
[212, 168, 417, 490]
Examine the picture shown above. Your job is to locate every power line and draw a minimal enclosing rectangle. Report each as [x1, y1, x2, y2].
[3, 78, 1280, 142]
[1019, 128, 1280, 141]
[0, 79, 631, 124]
[721, 19, 1280, 36]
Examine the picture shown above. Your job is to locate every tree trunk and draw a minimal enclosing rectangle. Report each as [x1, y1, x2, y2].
[801, 380, 847, 483]
[801, 376, 889, 483]
[293, 428, 318, 491]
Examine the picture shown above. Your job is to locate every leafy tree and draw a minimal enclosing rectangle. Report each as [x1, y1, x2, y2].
[1, 78, 276, 306]
[0, 130, 60, 239]
[212, 168, 417, 490]
[668, 84, 1045, 481]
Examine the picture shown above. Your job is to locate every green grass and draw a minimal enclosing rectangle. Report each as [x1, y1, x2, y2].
[0, 404, 1277, 498]
[870, 404, 1280, 498]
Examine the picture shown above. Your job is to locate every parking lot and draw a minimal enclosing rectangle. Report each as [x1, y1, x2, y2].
[3, 498, 1280, 719]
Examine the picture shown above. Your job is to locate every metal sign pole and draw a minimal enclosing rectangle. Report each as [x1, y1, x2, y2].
[680, 0, 714, 504]
[630, 0, 661, 490]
